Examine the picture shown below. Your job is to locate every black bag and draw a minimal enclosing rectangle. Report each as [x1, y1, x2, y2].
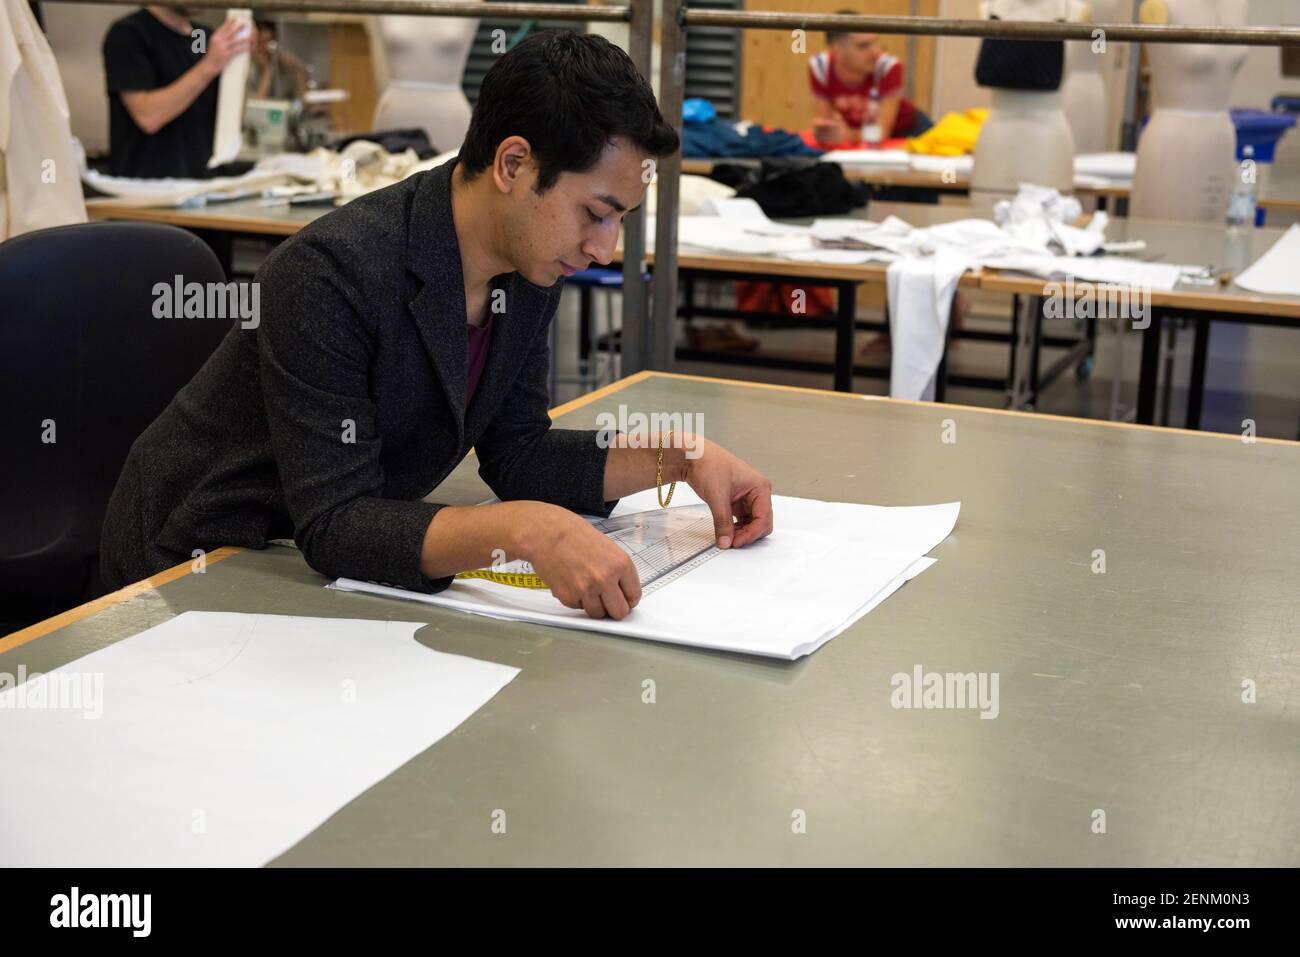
[712, 158, 871, 218]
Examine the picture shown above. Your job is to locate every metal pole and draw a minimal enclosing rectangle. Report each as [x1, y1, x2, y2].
[682, 10, 1300, 47]
[44, 0, 632, 20]
[650, 0, 687, 372]
[620, 0, 655, 377]
[1119, 0, 1144, 152]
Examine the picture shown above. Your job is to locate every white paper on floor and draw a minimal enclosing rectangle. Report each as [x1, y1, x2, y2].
[0, 613, 518, 866]
[330, 488, 960, 661]
[1233, 224, 1300, 296]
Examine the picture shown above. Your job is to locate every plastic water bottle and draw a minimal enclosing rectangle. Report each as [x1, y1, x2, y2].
[1226, 145, 1258, 228]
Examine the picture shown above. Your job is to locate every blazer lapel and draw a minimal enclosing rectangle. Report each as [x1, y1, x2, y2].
[405, 159, 469, 450]
[403, 156, 562, 449]
[465, 272, 554, 438]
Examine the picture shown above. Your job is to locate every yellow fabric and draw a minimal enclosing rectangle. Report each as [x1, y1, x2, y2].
[1138, 0, 1169, 25]
[906, 108, 990, 157]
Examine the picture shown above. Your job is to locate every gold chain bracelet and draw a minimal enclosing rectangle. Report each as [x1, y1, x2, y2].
[656, 430, 676, 508]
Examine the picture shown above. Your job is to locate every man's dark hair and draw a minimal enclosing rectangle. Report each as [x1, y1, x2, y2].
[458, 30, 679, 192]
[826, 9, 866, 46]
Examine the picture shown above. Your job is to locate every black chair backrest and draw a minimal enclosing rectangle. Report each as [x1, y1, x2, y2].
[0, 221, 234, 602]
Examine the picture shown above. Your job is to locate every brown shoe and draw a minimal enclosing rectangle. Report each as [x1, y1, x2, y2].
[858, 333, 891, 358]
[686, 323, 759, 353]
[714, 322, 760, 352]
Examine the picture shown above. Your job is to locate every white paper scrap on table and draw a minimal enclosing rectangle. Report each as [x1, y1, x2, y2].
[208, 9, 254, 168]
[777, 248, 898, 265]
[331, 488, 960, 661]
[672, 215, 814, 256]
[910, 154, 973, 176]
[819, 148, 912, 167]
[1074, 151, 1136, 180]
[0, 612, 518, 867]
[1233, 224, 1300, 296]
[983, 253, 1192, 292]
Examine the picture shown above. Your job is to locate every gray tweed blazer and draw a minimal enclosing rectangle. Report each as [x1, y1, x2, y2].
[100, 157, 616, 592]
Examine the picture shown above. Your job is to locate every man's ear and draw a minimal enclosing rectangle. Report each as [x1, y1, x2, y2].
[491, 136, 533, 195]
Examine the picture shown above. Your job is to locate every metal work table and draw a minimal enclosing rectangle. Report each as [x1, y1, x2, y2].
[4, 371, 1298, 866]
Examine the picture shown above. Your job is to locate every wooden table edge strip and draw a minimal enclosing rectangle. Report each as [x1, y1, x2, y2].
[0, 547, 244, 652]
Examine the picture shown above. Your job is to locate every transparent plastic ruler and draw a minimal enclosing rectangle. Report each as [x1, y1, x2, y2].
[456, 504, 721, 595]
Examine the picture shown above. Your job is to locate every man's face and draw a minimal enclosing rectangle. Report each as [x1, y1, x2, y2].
[836, 33, 881, 73]
[500, 137, 651, 288]
[255, 27, 276, 57]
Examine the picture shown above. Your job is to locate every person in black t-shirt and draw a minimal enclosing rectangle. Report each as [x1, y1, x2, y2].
[102, 5, 251, 178]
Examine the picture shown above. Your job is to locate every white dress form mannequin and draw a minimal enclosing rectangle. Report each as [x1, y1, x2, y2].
[1129, 0, 1247, 223]
[371, 15, 478, 152]
[971, 0, 1086, 211]
[1060, 0, 1126, 154]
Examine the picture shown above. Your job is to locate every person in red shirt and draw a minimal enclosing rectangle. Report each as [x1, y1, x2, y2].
[808, 17, 930, 142]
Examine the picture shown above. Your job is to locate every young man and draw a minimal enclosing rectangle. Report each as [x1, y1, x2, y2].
[103, 5, 251, 178]
[247, 17, 309, 101]
[809, 16, 929, 142]
[101, 31, 774, 621]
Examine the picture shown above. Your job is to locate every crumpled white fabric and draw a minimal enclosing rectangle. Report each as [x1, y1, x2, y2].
[875, 187, 1114, 399]
[883, 218, 1026, 401]
[83, 143, 459, 207]
[887, 246, 973, 401]
[664, 188, 1126, 402]
[994, 183, 1107, 256]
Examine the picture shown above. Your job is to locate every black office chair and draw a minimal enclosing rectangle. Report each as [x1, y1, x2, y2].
[0, 222, 234, 624]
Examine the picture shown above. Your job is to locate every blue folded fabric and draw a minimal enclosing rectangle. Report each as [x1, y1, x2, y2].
[682, 119, 823, 158]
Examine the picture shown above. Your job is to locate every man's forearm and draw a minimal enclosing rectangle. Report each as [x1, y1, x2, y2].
[122, 61, 219, 135]
[420, 432, 697, 579]
[877, 97, 902, 138]
[601, 431, 696, 501]
[418, 500, 542, 579]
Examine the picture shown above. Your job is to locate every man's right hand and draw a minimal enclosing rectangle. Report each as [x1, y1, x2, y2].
[518, 503, 642, 620]
[202, 19, 253, 79]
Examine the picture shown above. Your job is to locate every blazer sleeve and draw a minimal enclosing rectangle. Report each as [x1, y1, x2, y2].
[256, 241, 453, 593]
[475, 297, 619, 519]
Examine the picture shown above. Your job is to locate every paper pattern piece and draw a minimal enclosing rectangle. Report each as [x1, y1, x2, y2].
[1233, 224, 1300, 296]
[331, 488, 960, 661]
[208, 9, 253, 168]
[0, 613, 518, 866]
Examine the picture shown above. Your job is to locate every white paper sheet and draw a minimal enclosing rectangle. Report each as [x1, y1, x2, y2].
[909, 155, 974, 176]
[1074, 151, 1136, 180]
[820, 148, 912, 167]
[777, 248, 898, 265]
[983, 253, 1194, 292]
[330, 489, 960, 661]
[672, 215, 814, 256]
[208, 9, 253, 168]
[1233, 224, 1300, 296]
[0, 613, 518, 866]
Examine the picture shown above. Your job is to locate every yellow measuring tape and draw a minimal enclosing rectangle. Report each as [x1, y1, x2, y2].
[454, 568, 550, 589]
